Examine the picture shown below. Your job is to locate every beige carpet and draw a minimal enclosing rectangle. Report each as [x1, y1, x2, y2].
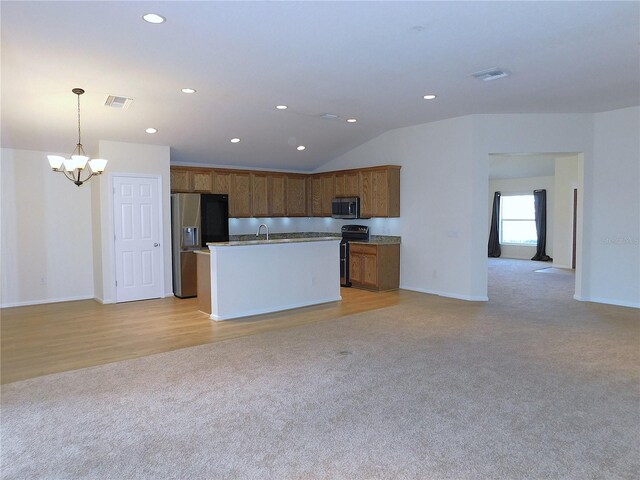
[2, 259, 639, 479]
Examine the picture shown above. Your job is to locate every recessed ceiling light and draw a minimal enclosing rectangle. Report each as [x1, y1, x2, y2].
[346, 118, 357, 123]
[230, 138, 241, 144]
[297, 145, 306, 151]
[276, 105, 288, 110]
[423, 94, 437, 100]
[142, 13, 165, 24]
[181, 88, 196, 94]
[145, 127, 158, 134]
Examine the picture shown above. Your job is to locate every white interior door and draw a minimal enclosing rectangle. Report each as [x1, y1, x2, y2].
[113, 175, 163, 302]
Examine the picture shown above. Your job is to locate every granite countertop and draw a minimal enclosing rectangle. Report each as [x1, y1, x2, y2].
[207, 237, 340, 247]
[199, 232, 400, 249]
[350, 235, 401, 245]
[229, 232, 340, 242]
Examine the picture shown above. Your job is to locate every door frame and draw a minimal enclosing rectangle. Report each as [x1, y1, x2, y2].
[111, 173, 165, 303]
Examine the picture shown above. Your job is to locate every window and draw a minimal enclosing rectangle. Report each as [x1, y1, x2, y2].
[500, 194, 537, 245]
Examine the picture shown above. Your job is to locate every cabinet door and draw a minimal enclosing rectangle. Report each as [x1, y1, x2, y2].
[358, 167, 400, 218]
[321, 174, 335, 216]
[170, 168, 190, 192]
[230, 173, 252, 218]
[212, 171, 230, 194]
[349, 253, 363, 285]
[251, 174, 269, 217]
[359, 170, 373, 218]
[286, 175, 307, 216]
[268, 175, 287, 217]
[371, 170, 388, 217]
[191, 170, 213, 193]
[311, 176, 323, 216]
[335, 172, 359, 197]
[362, 254, 378, 288]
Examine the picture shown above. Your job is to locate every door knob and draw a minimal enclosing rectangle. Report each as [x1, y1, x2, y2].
[154, 243, 160, 247]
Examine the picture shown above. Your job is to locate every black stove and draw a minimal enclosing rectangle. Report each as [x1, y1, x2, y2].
[340, 225, 369, 287]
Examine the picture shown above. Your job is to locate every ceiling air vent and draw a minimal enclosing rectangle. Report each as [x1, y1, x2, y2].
[472, 68, 510, 82]
[104, 95, 134, 109]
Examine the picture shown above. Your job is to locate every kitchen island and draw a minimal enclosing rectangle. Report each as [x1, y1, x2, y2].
[205, 237, 341, 321]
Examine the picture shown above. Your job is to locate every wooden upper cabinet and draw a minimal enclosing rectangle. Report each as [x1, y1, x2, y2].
[268, 174, 287, 217]
[321, 174, 335, 216]
[334, 171, 359, 197]
[191, 170, 213, 193]
[170, 168, 190, 192]
[310, 176, 323, 216]
[309, 174, 334, 217]
[359, 166, 400, 218]
[286, 175, 307, 217]
[212, 171, 231, 194]
[230, 173, 252, 218]
[252, 173, 287, 217]
[251, 173, 269, 217]
[169, 164, 400, 218]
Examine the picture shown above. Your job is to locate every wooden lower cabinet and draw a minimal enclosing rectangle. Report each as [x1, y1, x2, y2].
[349, 243, 400, 291]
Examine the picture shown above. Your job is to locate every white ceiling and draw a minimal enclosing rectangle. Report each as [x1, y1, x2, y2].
[2, 1, 639, 171]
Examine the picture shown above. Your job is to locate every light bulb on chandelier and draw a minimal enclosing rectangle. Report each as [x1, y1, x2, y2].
[47, 88, 108, 186]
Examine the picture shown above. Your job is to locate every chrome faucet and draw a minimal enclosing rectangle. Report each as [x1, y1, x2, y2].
[256, 223, 269, 240]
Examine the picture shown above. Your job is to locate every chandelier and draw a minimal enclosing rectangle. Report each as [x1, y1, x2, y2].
[47, 88, 108, 186]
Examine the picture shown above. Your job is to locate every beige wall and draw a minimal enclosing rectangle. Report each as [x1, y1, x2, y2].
[552, 156, 581, 268]
[0, 148, 95, 306]
[93, 141, 172, 303]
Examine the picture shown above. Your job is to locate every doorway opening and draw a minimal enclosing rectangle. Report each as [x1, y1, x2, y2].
[486, 153, 584, 301]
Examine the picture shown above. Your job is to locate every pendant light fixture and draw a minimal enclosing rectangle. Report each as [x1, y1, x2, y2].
[47, 88, 108, 186]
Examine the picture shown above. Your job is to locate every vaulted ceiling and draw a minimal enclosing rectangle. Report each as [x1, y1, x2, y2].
[2, 1, 639, 171]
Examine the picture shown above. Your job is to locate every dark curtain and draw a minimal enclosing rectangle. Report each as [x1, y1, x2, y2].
[531, 189, 553, 262]
[488, 191, 501, 257]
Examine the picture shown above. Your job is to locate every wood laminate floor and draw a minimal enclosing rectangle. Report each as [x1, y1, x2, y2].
[1, 288, 413, 384]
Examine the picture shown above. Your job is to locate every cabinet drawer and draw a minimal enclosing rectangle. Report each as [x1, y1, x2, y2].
[349, 243, 377, 255]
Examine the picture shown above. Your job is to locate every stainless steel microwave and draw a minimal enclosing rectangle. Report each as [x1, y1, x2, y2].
[332, 197, 360, 219]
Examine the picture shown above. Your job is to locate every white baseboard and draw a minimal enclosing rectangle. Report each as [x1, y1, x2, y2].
[552, 263, 573, 269]
[164, 291, 175, 298]
[574, 295, 639, 309]
[400, 285, 489, 302]
[210, 295, 342, 321]
[0, 295, 95, 309]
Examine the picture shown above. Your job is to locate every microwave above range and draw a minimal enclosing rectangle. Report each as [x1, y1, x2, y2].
[332, 197, 360, 219]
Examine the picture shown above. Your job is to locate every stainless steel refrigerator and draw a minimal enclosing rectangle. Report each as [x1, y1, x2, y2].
[171, 193, 229, 298]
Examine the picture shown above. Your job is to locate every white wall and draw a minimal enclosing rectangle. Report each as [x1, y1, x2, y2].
[553, 156, 580, 268]
[319, 115, 483, 300]
[93, 141, 172, 303]
[588, 107, 640, 307]
[319, 109, 639, 308]
[488, 176, 555, 260]
[0, 148, 94, 307]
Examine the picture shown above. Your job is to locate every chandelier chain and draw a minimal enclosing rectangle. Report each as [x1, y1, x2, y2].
[77, 92, 82, 146]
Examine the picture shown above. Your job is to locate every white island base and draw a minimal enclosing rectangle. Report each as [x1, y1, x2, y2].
[207, 238, 341, 321]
